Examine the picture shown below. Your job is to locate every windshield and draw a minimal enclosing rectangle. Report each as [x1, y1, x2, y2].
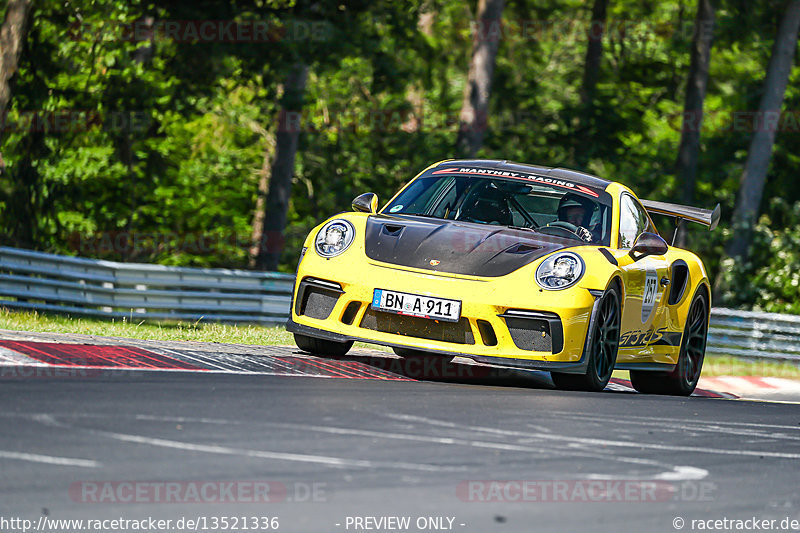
[383, 170, 612, 245]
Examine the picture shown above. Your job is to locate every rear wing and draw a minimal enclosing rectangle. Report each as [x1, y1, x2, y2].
[641, 199, 721, 231]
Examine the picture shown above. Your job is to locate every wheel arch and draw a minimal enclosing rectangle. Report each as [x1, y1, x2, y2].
[675, 280, 711, 367]
[685, 278, 711, 322]
[695, 280, 711, 310]
[609, 275, 624, 301]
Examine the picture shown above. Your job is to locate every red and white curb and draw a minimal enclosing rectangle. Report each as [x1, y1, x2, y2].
[698, 376, 800, 398]
[0, 340, 409, 381]
[3, 339, 798, 399]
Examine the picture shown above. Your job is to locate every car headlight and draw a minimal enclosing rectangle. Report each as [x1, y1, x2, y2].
[314, 219, 355, 258]
[535, 252, 585, 290]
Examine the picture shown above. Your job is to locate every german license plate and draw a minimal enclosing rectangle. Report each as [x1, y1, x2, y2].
[372, 289, 461, 322]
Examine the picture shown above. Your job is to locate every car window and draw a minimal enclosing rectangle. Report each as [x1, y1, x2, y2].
[383, 171, 612, 244]
[618, 194, 652, 249]
[513, 194, 560, 227]
[392, 176, 454, 215]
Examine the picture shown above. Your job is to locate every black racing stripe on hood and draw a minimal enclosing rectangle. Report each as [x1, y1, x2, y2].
[364, 215, 573, 277]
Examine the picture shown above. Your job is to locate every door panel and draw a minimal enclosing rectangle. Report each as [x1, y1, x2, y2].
[615, 193, 672, 363]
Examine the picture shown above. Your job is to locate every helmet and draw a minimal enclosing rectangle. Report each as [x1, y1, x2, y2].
[557, 193, 595, 227]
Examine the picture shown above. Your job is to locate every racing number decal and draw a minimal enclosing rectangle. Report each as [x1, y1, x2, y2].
[641, 269, 658, 323]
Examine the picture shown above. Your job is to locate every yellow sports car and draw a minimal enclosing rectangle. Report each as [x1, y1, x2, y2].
[286, 160, 720, 395]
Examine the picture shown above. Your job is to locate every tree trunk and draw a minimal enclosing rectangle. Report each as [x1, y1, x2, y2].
[0, 0, 33, 243]
[402, 4, 436, 133]
[456, 0, 505, 158]
[253, 62, 309, 271]
[579, 0, 609, 109]
[575, 0, 608, 167]
[674, 0, 715, 247]
[0, 0, 32, 115]
[248, 137, 275, 268]
[725, 0, 800, 262]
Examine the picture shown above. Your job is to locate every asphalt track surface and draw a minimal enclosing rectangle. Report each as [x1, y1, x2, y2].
[1, 333, 800, 533]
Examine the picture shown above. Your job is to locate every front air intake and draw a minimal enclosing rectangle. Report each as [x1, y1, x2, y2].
[295, 278, 343, 320]
[499, 310, 564, 353]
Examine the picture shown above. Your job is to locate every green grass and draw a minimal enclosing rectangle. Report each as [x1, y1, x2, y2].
[0, 308, 294, 345]
[0, 308, 387, 351]
[612, 356, 800, 380]
[699, 355, 800, 378]
[1, 308, 798, 377]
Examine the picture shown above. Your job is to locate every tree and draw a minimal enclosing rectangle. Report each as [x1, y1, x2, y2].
[0, 0, 32, 115]
[723, 0, 800, 263]
[676, 0, 715, 207]
[674, 0, 715, 247]
[249, 136, 275, 268]
[0, 0, 33, 171]
[253, 62, 309, 271]
[455, 0, 504, 158]
[574, 0, 609, 167]
[580, 0, 609, 111]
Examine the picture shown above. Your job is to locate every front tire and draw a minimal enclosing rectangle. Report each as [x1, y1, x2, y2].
[294, 333, 353, 357]
[630, 291, 708, 396]
[551, 285, 621, 392]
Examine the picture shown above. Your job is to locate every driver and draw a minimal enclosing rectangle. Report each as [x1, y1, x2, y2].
[556, 193, 597, 242]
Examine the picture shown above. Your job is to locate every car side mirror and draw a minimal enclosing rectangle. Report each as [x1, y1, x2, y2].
[629, 232, 668, 261]
[352, 192, 378, 214]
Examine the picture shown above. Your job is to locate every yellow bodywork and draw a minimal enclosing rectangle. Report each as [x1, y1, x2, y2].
[289, 177, 711, 373]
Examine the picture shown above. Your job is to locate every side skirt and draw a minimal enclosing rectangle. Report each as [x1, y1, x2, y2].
[615, 362, 677, 372]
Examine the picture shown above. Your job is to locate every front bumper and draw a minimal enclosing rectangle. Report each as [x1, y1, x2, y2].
[289, 255, 599, 373]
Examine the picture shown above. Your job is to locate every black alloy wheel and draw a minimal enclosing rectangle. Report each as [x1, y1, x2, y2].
[551, 285, 621, 392]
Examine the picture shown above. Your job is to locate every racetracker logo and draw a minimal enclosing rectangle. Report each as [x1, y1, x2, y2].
[69, 481, 328, 504]
[0, 365, 143, 380]
[0, 110, 150, 134]
[457, 480, 716, 503]
[468, 18, 715, 44]
[68, 19, 333, 43]
[359, 356, 496, 380]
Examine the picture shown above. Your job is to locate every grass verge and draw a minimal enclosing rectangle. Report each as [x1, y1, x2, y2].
[0, 308, 293, 345]
[1, 308, 798, 377]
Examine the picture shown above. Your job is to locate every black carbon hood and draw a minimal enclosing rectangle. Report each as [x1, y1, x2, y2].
[364, 215, 572, 277]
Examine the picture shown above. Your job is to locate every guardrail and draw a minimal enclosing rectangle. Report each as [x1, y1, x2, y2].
[0, 246, 294, 324]
[1, 246, 799, 361]
[707, 308, 800, 362]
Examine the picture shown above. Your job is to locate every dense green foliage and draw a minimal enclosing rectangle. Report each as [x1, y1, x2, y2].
[1, 0, 800, 311]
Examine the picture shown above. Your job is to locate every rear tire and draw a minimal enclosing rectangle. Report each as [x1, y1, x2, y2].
[294, 333, 353, 357]
[551, 284, 621, 392]
[630, 291, 708, 396]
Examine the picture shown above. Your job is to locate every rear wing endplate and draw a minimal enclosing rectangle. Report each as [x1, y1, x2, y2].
[641, 199, 721, 231]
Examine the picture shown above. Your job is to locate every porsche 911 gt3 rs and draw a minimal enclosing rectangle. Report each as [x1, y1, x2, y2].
[286, 159, 720, 395]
